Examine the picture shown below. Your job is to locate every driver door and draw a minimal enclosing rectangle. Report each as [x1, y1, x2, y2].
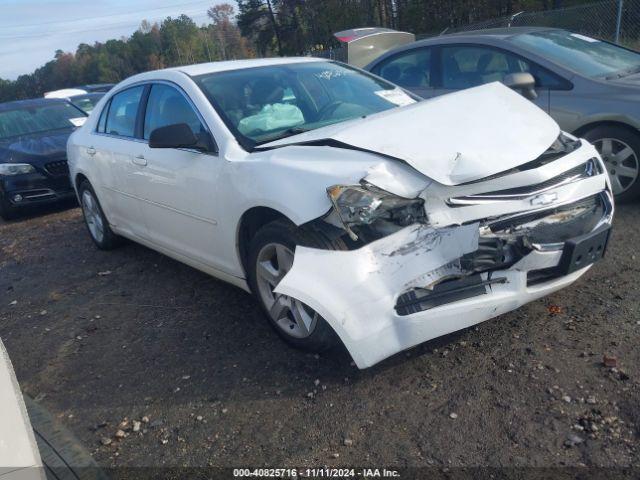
[127, 82, 223, 268]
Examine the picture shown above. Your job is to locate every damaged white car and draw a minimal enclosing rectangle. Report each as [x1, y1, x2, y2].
[67, 58, 613, 368]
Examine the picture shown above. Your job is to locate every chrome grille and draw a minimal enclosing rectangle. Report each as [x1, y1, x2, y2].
[449, 158, 600, 206]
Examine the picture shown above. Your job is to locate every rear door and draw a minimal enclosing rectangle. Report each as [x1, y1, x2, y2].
[128, 82, 223, 267]
[370, 47, 437, 99]
[91, 85, 146, 235]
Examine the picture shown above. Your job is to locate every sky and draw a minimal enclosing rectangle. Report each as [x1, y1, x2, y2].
[0, 0, 225, 80]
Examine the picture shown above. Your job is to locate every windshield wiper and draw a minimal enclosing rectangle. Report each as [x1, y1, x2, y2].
[605, 65, 640, 79]
[255, 126, 310, 145]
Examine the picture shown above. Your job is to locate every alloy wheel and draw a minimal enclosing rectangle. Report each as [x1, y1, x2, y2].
[255, 242, 318, 338]
[81, 190, 105, 244]
[594, 137, 639, 196]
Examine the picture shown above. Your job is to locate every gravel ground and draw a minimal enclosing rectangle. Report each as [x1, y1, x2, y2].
[0, 202, 638, 471]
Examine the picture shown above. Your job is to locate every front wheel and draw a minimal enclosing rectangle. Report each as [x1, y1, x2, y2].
[584, 126, 640, 202]
[247, 219, 346, 352]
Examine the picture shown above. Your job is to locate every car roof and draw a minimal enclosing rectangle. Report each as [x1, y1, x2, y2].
[445, 26, 561, 39]
[0, 97, 69, 112]
[167, 57, 326, 77]
[406, 27, 563, 48]
[71, 92, 104, 98]
[366, 27, 565, 68]
[78, 83, 114, 92]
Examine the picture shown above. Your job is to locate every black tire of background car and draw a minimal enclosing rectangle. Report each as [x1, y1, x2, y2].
[247, 219, 347, 353]
[24, 397, 109, 480]
[583, 125, 640, 203]
[0, 194, 17, 221]
[78, 180, 123, 250]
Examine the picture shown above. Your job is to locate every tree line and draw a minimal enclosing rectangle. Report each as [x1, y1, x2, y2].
[1, 0, 586, 102]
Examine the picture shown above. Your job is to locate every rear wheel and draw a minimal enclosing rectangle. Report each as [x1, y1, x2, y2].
[584, 125, 640, 202]
[78, 180, 122, 249]
[247, 219, 346, 352]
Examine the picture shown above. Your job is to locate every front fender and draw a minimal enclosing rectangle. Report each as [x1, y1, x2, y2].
[228, 145, 432, 227]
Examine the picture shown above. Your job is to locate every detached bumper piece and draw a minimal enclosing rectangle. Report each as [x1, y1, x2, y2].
[395, 274, 507, 316]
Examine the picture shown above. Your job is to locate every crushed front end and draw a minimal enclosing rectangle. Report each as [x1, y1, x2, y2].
[276, 136, 613, 368]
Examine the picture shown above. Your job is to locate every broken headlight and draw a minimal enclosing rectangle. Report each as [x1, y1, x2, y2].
[327, 182, 426, 240]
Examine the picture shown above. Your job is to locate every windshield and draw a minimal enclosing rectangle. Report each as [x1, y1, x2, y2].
[0, 102, 85, 140]
[193, 61, 415, 148]
[510, 30, 640, 79]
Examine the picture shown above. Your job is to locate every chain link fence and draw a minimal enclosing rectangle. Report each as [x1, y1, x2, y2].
[315, 0, 640, 59]
[443, 0, 640, 49]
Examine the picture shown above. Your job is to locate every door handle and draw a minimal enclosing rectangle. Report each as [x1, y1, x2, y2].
[87, 146, 96, 156]
[132, 155, 147, 166]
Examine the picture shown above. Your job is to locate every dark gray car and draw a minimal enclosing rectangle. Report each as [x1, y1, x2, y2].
[365, 27, 640, 201]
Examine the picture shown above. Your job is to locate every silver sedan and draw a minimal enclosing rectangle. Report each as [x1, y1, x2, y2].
[365, 27, 640, 201]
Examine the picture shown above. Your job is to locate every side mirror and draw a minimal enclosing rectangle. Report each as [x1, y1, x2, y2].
[503, 73, 538, 101]
[150, 123, 215, 151]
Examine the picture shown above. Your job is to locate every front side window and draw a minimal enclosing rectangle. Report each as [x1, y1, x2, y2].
[193, 61, 415, 149]
[510, 30, 640, 79]
[143, 84, 204, 139]
[442, 45, 527, 89]
[0, 102, 85, 140]
[373, 48, 432, 89]
[105, 86, 144, 137]
[440, 44, 567, 90]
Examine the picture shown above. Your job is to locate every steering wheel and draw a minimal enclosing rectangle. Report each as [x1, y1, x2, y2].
[316, 101, 342, 121]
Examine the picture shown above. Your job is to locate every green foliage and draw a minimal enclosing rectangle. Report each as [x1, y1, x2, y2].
[235, 0, 598, 56]
[0, 0, 597, 102]
[0, 4, 252, 102]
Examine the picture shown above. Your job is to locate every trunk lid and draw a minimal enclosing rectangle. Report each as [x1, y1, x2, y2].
[259, 82, 560, 186]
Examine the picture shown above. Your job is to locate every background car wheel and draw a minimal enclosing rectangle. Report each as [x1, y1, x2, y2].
[78, 180, 122, 250]
[247, 219, 347, 352]
[583, 125, 640, 202]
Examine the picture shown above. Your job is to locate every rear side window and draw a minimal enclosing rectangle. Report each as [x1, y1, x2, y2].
[105, 86, 144, 137]
[143, 84, 204, 139]
[373, 48, 432, 88]
[97, 101, 109, 133]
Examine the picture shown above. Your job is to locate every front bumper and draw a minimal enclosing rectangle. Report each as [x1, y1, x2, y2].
[276, 223, 608, 368]
[276, 142, 613, 369]
[1, 169, 74, 208]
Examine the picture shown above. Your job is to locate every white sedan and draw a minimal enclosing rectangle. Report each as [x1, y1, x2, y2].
[67, 58, 613, 368]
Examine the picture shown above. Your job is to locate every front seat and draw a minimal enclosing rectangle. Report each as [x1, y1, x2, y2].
[250, 77, 284, 111]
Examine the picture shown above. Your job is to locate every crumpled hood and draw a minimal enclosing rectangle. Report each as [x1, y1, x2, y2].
[259, 82, 560, 186]
[0, 129, 72, 165]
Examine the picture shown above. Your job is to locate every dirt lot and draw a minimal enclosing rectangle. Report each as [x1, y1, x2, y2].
[0, 202, 638, 472]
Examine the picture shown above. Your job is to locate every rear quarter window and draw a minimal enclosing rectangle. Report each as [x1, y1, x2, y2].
[104, 86, 144, 137]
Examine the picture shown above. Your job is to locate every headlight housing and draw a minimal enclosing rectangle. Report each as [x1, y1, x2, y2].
[0, 163, 36, 175]
[327, 182, 426, 240]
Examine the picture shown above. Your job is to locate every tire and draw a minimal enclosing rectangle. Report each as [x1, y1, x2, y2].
[583, 125, 640, 202]
[78, 180, 122, 250]
[247, 219, 347, 352]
